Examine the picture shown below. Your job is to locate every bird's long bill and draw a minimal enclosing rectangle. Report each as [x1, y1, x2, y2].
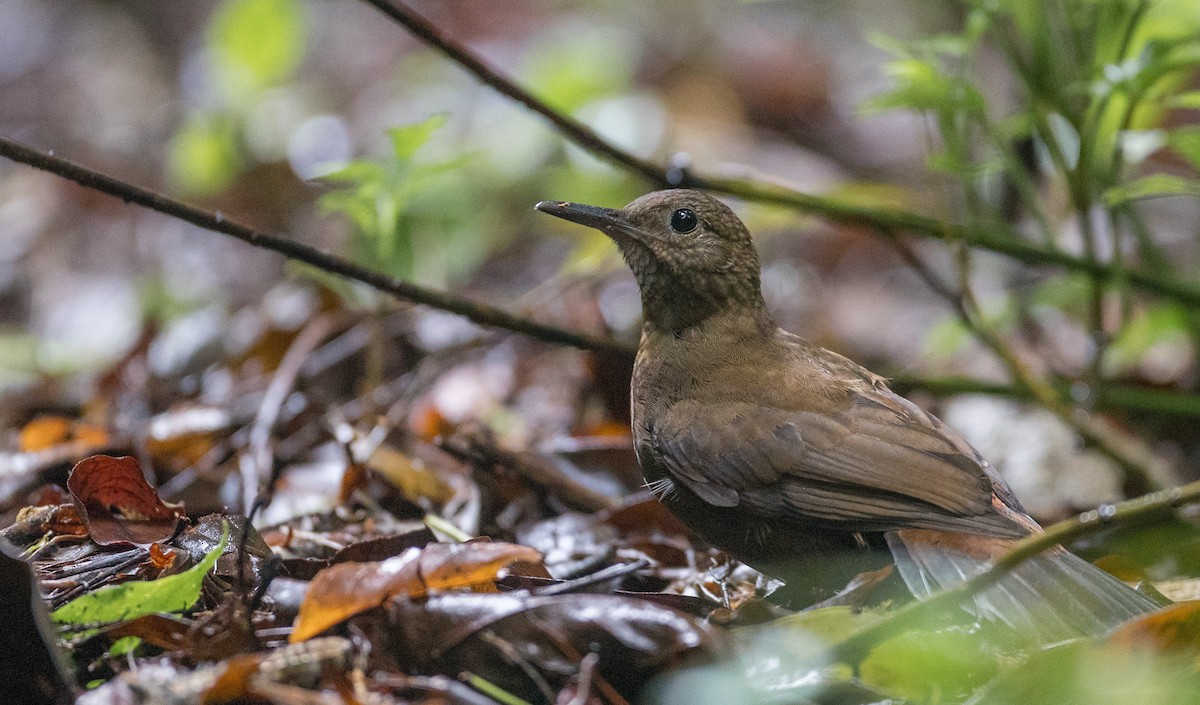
[535, 200, 639, 241]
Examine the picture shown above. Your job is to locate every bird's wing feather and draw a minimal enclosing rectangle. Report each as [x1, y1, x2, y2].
[652, 383, 1028, 537]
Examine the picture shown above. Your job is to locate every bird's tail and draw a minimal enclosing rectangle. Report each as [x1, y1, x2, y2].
[885, 529, 1159, 643]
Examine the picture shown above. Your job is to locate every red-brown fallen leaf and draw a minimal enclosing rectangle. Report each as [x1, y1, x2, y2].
[96, 613, 193, 651]
[1108, 600, 1200, 652]
[66, 455, 185, 546]
[336, 460, 368, 504]
[199, 651, 265, 704]
[409, 403, 455, 443]
[45, 504, 88, 538]
[290, 541, 542, 643]
[33, 485, 70, 507]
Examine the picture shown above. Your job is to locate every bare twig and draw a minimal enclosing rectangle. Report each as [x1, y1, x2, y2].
[833, 481, 1200, 662]
[243, 314, 338, 513]
[0, 135, 630, 357]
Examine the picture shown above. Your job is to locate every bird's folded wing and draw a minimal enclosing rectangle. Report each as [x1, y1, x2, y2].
[653, 387, 1027, 537]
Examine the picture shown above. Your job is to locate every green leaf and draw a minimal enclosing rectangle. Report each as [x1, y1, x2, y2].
[521, 28, 637, 113]
[1103, 174, 1200, 206]
[1166, 91, 1200, 109]
[865, 57, 983, 115]
[1105, 301, 1190, 375]
[316, 117, 462, 285]
[1168, 125, 1200, 172]
[972, 640, 1200, 705]
[1072, 516, 1200, 580]
[860, 626, 1001, 702]
[1031, 273, 1092, 318]
[208, 0, 307, 99]
[108, 636, 141, 657]
[388, 114, 447, 163]
[53, 523, 229, 625]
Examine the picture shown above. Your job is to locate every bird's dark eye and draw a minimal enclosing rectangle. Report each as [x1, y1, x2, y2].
[669, 208, 699, 233]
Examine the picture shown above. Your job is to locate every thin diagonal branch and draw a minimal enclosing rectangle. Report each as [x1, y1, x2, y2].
[0, 135, 632, 358]
[833, 481, 1200, 663]
[7, 135, 1198, 427]
[360, 0, 1200, 309]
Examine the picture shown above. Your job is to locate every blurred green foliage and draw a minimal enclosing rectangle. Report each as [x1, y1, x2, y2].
[971, 640, 1200, 705]
[866, 0, 1200, 381]
[314, 115, 503, 301]
[168, 0, 308, 195]
[521, 26, 639, 113]
[209, 0, 307, 102]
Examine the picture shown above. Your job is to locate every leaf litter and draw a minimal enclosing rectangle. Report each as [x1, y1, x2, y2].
[2, 286, 1199, 705]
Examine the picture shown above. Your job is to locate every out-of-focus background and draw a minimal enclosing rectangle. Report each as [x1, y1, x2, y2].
[3, 0, 1200, 519]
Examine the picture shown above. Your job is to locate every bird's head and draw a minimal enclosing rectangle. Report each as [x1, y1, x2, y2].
[536, 189, 768, 333]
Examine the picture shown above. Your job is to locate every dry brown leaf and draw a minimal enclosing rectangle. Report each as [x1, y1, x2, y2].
[67, 455, 185, 546]
[18, 415, 108, 452]
[367, 444, 454, 505]
[18, 416, 71, 451]
[290, 541, 542, 643]
[144, 404, 231, 469]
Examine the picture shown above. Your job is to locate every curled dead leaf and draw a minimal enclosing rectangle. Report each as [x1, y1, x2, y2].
[66, 455, 185, 546]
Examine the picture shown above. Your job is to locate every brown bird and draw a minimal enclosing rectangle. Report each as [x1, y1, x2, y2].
[536, 189, 1157, 641]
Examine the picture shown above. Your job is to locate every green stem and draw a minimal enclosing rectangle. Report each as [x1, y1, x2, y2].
[890, 374, 1200, 418]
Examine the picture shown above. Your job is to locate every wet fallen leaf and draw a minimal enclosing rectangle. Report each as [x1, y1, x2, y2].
[291, 541, 542, 642]
[92, 613, 193, 651]
[281, 527, 437, 580]
[390, 591, 721, 702]
[203, 637, 352, 703]
[66, 455, 185, 546]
